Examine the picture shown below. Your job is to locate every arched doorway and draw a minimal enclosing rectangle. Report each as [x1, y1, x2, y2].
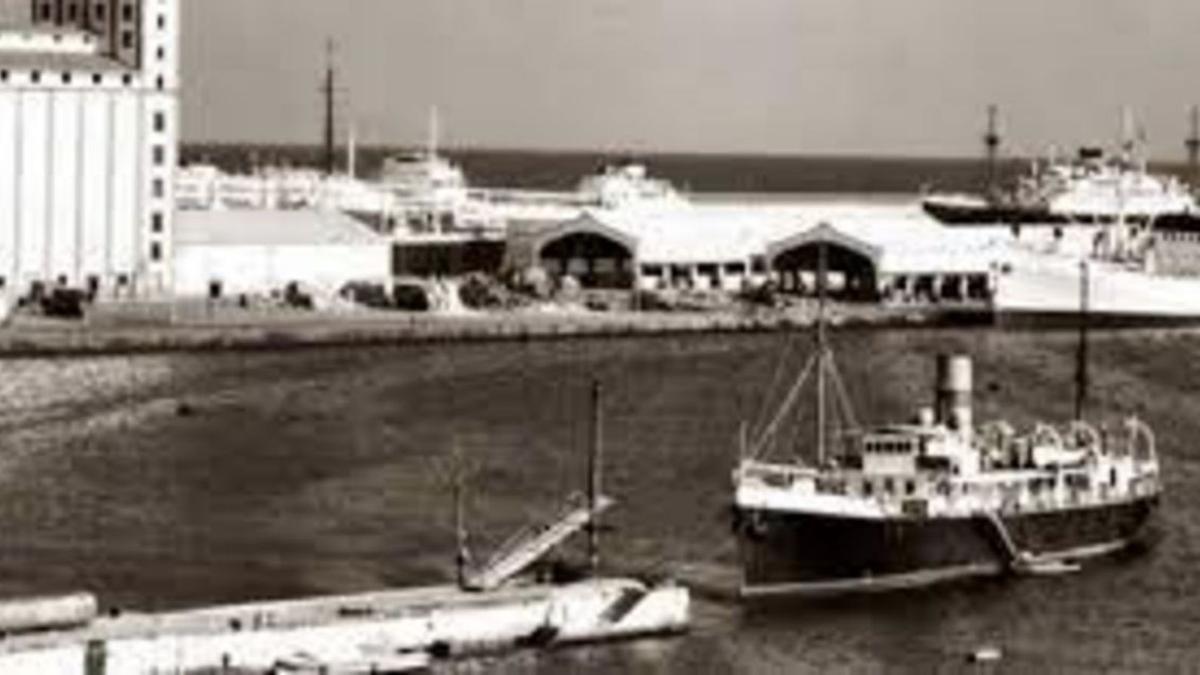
[767, 226, 882, 302]
[536, 230, 636, 289]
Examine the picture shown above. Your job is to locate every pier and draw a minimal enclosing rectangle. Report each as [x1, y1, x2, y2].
[0, 580, 689, 674]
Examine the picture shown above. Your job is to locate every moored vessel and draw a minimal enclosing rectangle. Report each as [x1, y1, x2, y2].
[923, 145, 1195, 226]
[731, 247, 1162, 597]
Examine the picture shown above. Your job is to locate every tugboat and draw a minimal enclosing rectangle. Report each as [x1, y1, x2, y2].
[731, 246, 1162, 597]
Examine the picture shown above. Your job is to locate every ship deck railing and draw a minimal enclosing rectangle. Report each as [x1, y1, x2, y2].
[738, 458, 1159, 518]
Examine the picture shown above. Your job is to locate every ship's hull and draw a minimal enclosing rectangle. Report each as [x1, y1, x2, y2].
[922, 199, 1157, 226]
[992, 257, 1200, 325]
[735, 495, 1158, 597]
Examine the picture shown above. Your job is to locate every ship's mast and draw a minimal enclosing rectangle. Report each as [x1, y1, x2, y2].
[347, 121, 357, 180]
[984, 104, 1001, 198]
[588, 380, 604, 574]
[815, 242, 828, 465]
[322, 39, 336, 177]
[1187, 105, 1200, 188]
[1074, 260, 1090, 422]
[428, 105, 440, 159]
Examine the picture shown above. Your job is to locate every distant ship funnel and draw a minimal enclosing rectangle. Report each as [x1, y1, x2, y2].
[936, 354, 973, 435]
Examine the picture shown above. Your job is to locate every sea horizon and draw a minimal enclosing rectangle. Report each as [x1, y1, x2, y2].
[181, 141, 1197, 196]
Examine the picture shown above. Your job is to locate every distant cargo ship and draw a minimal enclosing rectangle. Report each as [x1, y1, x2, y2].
[732, 250, 1162, 596]
[923, 146, 1196, 225]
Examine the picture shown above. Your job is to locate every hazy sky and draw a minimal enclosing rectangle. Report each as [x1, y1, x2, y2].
[27, 1, 1200, 157]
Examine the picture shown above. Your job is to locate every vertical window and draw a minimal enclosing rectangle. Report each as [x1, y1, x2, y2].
[30, 71, 41, 84]
[153, 111, 166, 132]
[157, 14, 166, 29]
[156, 76, 164, 90]
[121, 31, 133, 49]
[150, 242, 162, 262]
[151, 212, 164, 233]
[95, 5, 105, 20]
[92, 73, 102, 85]
[122, 4, 134, 21]
[0, 71, 8, 83]
[153, 145, 165, 166]
[152, 179, 164, 199]
[156, 47, 165, 61]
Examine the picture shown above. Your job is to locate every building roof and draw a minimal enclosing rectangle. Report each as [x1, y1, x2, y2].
[779, 211, 1011, 275]
[176, 209, 390, 248]
[525, 202, 1015, 275]
[549, 206, 799, 264]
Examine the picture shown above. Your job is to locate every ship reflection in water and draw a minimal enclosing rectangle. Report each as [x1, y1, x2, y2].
[0, 330, 1191, 672]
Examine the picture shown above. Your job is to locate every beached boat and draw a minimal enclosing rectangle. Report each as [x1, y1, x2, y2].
[731, 246, 1162, 596]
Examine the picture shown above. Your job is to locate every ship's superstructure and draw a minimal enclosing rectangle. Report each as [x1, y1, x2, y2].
[577, 163, 687, 210]
[0, 0, 179, 299]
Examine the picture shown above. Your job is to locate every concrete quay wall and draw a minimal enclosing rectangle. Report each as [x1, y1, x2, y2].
[0, 305, 982, 357]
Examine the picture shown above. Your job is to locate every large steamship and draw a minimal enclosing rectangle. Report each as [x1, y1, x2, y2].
[731, 250, 1162, 597]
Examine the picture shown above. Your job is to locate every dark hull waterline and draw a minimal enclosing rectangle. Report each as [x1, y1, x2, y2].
[736, 496, 1158, 597]
[921, 200, 1160, 226]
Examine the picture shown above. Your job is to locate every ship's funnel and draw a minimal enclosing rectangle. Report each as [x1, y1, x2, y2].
[936, 354, 973, 434]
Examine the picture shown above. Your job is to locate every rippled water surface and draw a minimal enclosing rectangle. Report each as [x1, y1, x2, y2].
[0, 329, 1196, 673]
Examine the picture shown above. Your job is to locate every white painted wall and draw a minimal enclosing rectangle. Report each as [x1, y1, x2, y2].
[173, 244, 393, 298]
[0, 92, 15, 292]
[0, 0, 180, 298]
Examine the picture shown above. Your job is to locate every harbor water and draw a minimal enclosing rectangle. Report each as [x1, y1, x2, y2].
[0, 328, 1197, 672]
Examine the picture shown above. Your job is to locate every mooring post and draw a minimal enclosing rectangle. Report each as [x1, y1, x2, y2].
[589, 379, 604, 574]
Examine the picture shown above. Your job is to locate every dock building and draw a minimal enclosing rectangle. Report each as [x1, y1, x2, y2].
[507, 205, 1003, 304]
[0, 0, 179, 300]
[174, 209, 393, 300]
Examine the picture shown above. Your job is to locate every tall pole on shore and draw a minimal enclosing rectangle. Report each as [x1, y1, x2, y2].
[984, 104, 1001, 198]
[588, 380, 604, 575]
[323, 39, 336, 177]
[1075, 260, 1090, 422]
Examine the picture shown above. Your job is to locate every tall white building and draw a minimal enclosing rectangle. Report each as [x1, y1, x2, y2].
[0, 0, 179, 300]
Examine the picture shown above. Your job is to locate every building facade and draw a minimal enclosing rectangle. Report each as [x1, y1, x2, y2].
[0, 0, 179, 299]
